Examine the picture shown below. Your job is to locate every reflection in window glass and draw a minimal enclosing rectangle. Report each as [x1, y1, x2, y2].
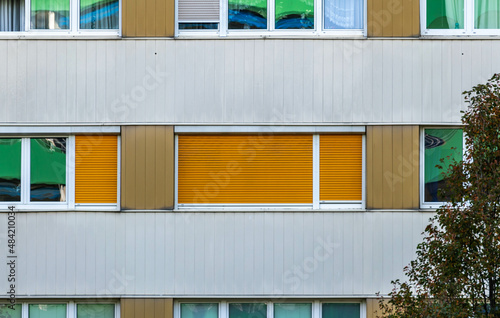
[0, 304, 22, 318]
[424, 129, 463, 202]
[179, 23, 219, 29]
[29, 304, 67, 318]
[274, 303, 312, 318]
[80, 0, 119, 29]
[324, 0, 363, 29]
[31, 0, 70, 29]
[0, 0, 25, 31]
[322, 303, 360, 318]
[229, 303, 267, 318]
[30, 138, 67, 202]
[275, 0, 314, 29]
[228, 0, 267, 29]
[181, 303, 218, 318]
[0, 139, 22, 202]
[475, 0, 500, 29]
[77, 304, 115, 318]
[426, 0, 464, 29]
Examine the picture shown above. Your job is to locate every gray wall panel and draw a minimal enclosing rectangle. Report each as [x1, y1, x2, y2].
[0, 40, 498, 124]
[0, 211, 429, 297]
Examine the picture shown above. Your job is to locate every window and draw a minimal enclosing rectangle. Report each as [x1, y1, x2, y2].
[176, 130, 365, 210]
[422, 0, 500, 35]
[175, 301, 364, 318]
[0, 0, 120, 35]
[0, 132, 119, 211]
[0, 303, 118, 318]
[176, 0, 365, 36]
[421, 128, 464, 208]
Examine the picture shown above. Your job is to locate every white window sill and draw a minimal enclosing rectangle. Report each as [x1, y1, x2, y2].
[176, 30, 366, 39]
[0, 204, 120, 212]
[0, 31, 121, 40]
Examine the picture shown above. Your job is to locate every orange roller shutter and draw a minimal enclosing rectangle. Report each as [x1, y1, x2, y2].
[320, 135, 362, 201]
[178, 135, 313, 204]
[75, 136, 118, 204]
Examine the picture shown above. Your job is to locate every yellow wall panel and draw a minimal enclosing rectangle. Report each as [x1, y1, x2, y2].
[320, 135, 363, 201]
[178, 135, 313, 204]
[75, 135, 118, 204]
[122, 0, 175, 37]
[368, 0, 420, 37]
[121, 299, 173, 318]
[366, 126, 419, 209]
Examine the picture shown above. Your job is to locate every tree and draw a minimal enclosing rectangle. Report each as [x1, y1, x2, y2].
[378, 73, 500, 318]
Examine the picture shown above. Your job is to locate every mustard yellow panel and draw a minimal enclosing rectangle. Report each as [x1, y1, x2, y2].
[75, 135, 118, 204]
[178, 135, 313, 204]
[320, 135, 362, 201]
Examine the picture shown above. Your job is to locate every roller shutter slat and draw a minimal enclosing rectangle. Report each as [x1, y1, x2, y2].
[178, 0, 219, 22]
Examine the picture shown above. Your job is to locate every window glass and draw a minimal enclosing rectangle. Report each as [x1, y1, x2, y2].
[475, 0, 500, 29]
[31, 0, 70, 29]
[29, 304, 67, 318]
[424, 129, 463, 203]
[229, 303, 267, 318]
[0, 0, 25, 31]
[0, 139, 22, 202]
[228, 0, 267, 29]
[179, 23, 219, 29]
[322, 303, 360, 318]
[0, 304, 22, 318]
[426, 0, 464, 29]
[181, 304, 218, 318]
[80, 0, 119, 29]
[274, 303, 312, 318]
[30, 138, 67, 202]
[323, 0, 363, 29]
[275, 0, 314, 29]
[77, 304, 115, 318]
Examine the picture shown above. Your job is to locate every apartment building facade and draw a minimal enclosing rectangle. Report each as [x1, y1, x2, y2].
[0, 0, 498, 316]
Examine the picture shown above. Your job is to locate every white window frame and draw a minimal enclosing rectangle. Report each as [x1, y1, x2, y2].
[15, 301, 120, 318]
[0, 126, 121, 212]
[0, 0, 122, 38]
[421, 0, 500, 36]
[174, 300, 366, 318]
[174, 126, 365, 211]
[175, 0, 367, 37]
[420, 127, 465, 209]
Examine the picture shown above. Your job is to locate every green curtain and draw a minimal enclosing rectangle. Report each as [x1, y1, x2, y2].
[322, 303, 360, 318]
[229, 303, 267, 318]
[29, 304, 67, 318]
[475, 0, 500, 29]
[274, 303, 312, 318]
[427, 0, 464, 29]
[30, 138, 66, 185]
[77, 304, 114, 318]
[0, 304, 22, 318]
[181, 304, 218, 318]
[0, 139, 21, 181]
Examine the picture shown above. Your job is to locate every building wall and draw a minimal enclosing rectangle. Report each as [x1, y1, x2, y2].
[1, 40, 498, 125]
[0, 211, 429, 297]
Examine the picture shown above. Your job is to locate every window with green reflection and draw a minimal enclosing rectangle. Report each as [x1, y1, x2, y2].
[0, 139, 22, 202]
[229, 303, 266, 318]
[0, 304, 22, 318]
[77, 304, 115, 318]
[228, 0, 267, 29]
[181, 303, 218, 318]
[30, 138, 67, 202]
[426, 0, 464, 29]
[322, 303, 360, 318]
[275, 0, 314, 29]
[31, 0, 70, 29]
[80, 0, 119, 29]
[274, 303, 312, 318]
[475, 0, 500, 29]
[29, 304, 67, 318]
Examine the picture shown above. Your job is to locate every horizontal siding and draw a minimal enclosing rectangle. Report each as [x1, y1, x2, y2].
[0, 211, 429, 297]
[0, 40, 497, 125]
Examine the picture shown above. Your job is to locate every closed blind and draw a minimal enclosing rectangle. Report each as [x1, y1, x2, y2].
[320, 135, 362, 201]
[178, 135, 313, 204]
[75, 136, 118, 204]
[178, 0, 220, 22]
